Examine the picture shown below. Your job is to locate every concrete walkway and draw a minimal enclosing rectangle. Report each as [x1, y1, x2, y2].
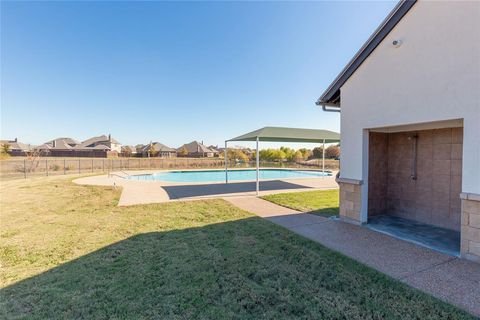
[226, 196, 480, 317]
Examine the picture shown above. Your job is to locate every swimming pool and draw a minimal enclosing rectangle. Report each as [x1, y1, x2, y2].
[128, 169, 331, 183]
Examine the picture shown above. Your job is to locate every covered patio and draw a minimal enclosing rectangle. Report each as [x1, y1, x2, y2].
[225, 126, 341, 195]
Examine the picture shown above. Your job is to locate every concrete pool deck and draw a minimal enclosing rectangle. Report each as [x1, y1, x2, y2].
[226, 196, 480, 317]
[73, 169, 339, 205]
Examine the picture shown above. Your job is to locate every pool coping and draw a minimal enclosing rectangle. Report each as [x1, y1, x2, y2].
[126, 167, 334, 183]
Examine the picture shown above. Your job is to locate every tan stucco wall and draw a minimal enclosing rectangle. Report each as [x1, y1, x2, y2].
[339, 1, 480, 198]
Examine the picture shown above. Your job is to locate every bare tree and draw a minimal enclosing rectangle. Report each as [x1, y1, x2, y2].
[24, 148, 47, 173]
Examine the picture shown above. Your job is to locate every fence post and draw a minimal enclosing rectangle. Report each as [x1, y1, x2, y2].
[92, 158, 94, 173]
[103, 159, 105, 172]
[46, 159, 48, 177]
[24, 159, 27, 179]
[64, 159, 66, 175]
[78, 159, 81, 174]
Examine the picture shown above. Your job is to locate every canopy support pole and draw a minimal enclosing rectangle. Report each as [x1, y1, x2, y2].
[322, 138, 326, 177]
[256, 136, 259, 196]
[225, 141, 228, 183]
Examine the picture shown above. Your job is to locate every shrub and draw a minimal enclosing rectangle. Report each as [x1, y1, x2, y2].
[50, 164, 61, 171]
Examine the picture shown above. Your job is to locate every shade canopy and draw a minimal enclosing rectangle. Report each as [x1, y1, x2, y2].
[227, 126, 340, 143]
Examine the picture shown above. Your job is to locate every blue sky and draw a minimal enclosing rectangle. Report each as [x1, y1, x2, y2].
[1, 1, 396, 148]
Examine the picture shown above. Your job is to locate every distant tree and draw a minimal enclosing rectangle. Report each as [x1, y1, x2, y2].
[312, 147, 324, 159]
[178, 146, 189, 157]
[1, 143, 11, 154]
[121, 146, 133, 157]
[0, 143, 11, 159]
[23, 147, 45, 173]
[298, 148, 311, 160]
[280, 147, 296, 162]
[259, 149, 270, 161]
[259, 148, 286, 162]
[227, 149, 249, 162]
[293, 150, 304, 162]
[148, 144, 159, 157]
[325, 145, 340, 159]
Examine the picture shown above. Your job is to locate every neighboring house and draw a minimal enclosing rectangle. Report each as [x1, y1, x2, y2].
[36, 134, 121, 158]
[137, 142, 177, 158]
[45, 137, 79, 148]
[36, 138, 75, 156]
[75, 134, 121, 153]
[316, 1, 479, 262]
[177, 141, 218, 158]
[0, 138, 32, 156]
[208, 145, 220, 154]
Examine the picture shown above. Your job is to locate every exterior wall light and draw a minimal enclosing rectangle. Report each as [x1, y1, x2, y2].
[392, 39, 403, 48]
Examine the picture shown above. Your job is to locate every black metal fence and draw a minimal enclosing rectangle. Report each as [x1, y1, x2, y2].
[0, 158, 224, 180]
[0, 157, 339, 180]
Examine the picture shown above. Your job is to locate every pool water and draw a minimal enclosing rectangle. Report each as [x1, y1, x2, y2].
[129, 169, 331, 183]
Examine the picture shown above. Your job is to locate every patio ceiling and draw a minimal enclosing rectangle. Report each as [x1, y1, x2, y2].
[227, 126, 340, 143]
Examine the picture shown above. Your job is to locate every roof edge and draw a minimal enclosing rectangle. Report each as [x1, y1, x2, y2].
[316, 0, 416, 106]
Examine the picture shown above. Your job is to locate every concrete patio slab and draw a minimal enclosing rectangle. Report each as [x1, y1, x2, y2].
[367, 215, 461, 257]
[225, 196, 480, 317]
[291, 220, 455, 279]
[404, 258, 480, 316]
[118, 183, 170, 206]
[74, 170, 338, 205]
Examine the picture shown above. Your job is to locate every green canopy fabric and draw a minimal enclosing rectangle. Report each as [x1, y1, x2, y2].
[227, 126, 340, 143]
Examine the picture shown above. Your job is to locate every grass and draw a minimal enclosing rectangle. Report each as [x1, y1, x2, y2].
[0, 177, 474, 319]
[262, 189, 340, 216]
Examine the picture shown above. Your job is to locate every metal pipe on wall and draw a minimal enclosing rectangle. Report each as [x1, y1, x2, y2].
[256, 137, 259, 196]
[322, 139, 326, 177]
[224, 141, 228, 183]
[410, 134, 418, 180]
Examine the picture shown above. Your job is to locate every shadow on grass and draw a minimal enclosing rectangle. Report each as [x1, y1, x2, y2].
[1, 217, 473, 319]
[306, 207, 339, 218]
[163, 180, 312, 199]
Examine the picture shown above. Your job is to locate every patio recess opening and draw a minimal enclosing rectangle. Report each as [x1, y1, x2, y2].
[368, 127, 463, 231]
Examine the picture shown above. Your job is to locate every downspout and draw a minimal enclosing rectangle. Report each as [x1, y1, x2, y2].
[317, 100, 341, 181]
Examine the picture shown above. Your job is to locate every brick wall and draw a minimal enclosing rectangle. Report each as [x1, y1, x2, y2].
[338, 180, 362, 223]
[461, 196, 480, 263]
[368, 127, 463, 231]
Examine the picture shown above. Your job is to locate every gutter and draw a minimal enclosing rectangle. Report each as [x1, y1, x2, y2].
[316, 101, 341, 113]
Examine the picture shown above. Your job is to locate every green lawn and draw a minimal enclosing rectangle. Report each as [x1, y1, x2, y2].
[0, 177, 473, 319]
[262, 189, 340, 216]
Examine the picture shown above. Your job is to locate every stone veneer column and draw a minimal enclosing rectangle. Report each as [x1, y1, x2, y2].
[337, 176, 363, 224]
[460, 193, 480, 263]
